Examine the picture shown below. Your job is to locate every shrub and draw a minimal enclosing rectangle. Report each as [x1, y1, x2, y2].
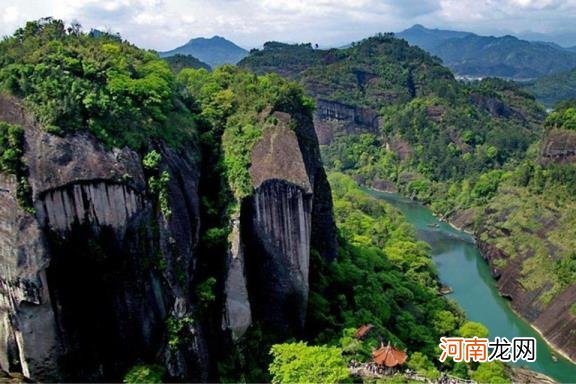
[268, 342, 350, 384]
[123, 364, 165, 383]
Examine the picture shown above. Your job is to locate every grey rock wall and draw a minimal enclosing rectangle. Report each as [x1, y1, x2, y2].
[0, 95, 206, 382]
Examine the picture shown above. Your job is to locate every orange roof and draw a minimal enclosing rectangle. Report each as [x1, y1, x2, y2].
[354, 324, 374, 339]
[372, 344, 407, 368]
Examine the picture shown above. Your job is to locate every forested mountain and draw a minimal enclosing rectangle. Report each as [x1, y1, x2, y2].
[240, 34, 545, 183]
[159, 36, 248, 68]
[524, 67, 576, 108]
[396, 24, 576, 79]
[240, 34, 576, 364]
[162, 53, 210, 72]
[0, 18, 506, 383]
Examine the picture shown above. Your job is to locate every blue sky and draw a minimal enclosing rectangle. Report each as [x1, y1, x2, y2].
[1, 0, 576, 50]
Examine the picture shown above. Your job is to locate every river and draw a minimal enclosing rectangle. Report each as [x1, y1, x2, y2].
[367, 189, 576, 383]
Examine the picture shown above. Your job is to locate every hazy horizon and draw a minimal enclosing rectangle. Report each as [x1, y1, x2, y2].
[2, 0, 576, 50]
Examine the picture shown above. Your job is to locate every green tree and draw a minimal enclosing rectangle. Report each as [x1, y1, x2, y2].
[470, 361, 510, 383]
[268, 342, 350, 384]
[123, 364, 165, 383]
[458, 321, 489, 338]
[406, 352, 440, 380]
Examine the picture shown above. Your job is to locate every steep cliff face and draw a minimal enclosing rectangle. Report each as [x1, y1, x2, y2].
[222, 216, 252, 340]
[0, 95, 207, 381]
[245, 121, 313, 333]
[477, 240, 576, 362]
[1, 90, 338, 380]
[541, 129, 576, 163]
[314, 99, 379, 145]
[222, 112, 337, 338]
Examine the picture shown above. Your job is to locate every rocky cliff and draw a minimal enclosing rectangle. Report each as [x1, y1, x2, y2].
[314, 99, 379, 145]
[0, 95, 206, 381]
[0, 93, 337, 381]
[477, 239, 576, 362]
[541, 129, 576, 163]
[223, 111, 337, 338]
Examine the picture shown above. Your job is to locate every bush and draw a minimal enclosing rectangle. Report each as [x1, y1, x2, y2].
[268, 342, 350, 384]
[470, 361, 510, 384]
[407, 352, 440, 380]
[0, 122, 24, 175]
[123, 364, 165, 383]
[143, 150, 161, 170]
[458, 321, 489, 338]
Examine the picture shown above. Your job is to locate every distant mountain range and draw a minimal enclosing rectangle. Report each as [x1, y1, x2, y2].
[517, 30, 576, 48]
[396, 25, 576, 80]
[159, 36, 248, 68]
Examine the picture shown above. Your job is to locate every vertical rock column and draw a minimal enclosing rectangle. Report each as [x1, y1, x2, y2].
[0, 174, 60, 380]
[242, 120, 315, 333]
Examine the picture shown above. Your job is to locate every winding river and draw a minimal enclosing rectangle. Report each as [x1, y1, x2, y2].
[368, 189, 576, 383]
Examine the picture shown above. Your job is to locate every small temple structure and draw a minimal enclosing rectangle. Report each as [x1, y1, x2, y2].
[372, 343, 407, 368]
[354, 324, 374, 339]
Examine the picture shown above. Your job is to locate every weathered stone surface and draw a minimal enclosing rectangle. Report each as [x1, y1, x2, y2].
[36, 182, 144, 233]
[477, 239, 576, 362]
[534, 285, 576, 362]
[541, 129, 576, 163]
[249, 121, 312, 193]
[0, 173, 59, 380]
[243, 179, 312, 333]
[313, 99, 379, 145]
[0, 95, 206, 382]
[242, 112, 331, 334]
[222, 216, 252, 339]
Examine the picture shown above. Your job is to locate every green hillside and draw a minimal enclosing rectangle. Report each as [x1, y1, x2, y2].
[241, 34, 545, 184]
[163, 54, 211, 72]
[524, 68, 576, 108]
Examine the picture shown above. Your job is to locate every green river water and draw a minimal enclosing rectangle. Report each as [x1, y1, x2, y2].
[368, 189, 576, 383]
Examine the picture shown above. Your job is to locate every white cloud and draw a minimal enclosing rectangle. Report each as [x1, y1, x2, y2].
[0, 0, 575, 49]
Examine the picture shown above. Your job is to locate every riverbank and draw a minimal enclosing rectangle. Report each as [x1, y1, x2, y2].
[366, 188, 576, 382]
[369, 187, 576, 367]
[509, 367, 556, 384]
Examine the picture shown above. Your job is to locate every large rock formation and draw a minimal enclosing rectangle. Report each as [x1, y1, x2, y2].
[541, 129, 576, 163]
[1, 95, 338, 380]
[314, 99, 379, 145]
[245, 120, 313, 333]
[223, 111, 338, 337]
[0, 95, 207, 381]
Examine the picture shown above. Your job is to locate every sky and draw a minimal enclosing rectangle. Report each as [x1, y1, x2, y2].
[1, 0, 576, 50]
